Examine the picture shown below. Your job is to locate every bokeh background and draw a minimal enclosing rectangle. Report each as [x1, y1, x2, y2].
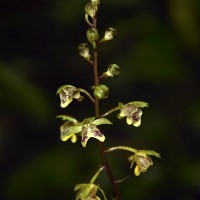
[1, 0, 200, 199]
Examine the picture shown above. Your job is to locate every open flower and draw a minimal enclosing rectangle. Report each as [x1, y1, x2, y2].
[105, 146, 160, 176]
[57, 116, 112, 147]
[57, 85, 83, 108]
[60, 121, 82, 143]
[81, 118, 112, 147]
[128, 150, 160, 176]
[118, 101, 148, 127]
[74, 167, 107, 200]
[57, 115, 82, 144]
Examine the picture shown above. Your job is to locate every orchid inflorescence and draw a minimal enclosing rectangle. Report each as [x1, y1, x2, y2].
[56, 0, 160, 199]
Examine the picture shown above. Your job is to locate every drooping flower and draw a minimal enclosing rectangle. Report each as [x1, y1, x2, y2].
[105, 146, 160, 176]
[118, 101, 148, 127]
[57, 85, 83, 108]
[60, 121, 82, 143]
[128, 150, 160, 176]
[57, 115, 82, 144]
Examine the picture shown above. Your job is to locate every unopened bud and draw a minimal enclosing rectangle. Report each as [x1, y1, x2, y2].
[93, 85, 109, 100]
[85, 3, 97, 19]
[87, 28, 99, 44]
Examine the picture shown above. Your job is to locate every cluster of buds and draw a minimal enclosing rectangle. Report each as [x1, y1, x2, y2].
[78, 0, 118, 63]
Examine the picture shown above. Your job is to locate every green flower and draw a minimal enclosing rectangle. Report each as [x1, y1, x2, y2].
[74, 167, 107, 200]
[105, 146, 160, 176]
[57, 85, 83, 108]
[128, 150, 160, 176]
[57, 115, 82, 143]
[81, 118, 112, 147]
[118, 101, 148, 127]
[60, 121, 82, 143]
[58, 116, 112, 147]
[75, 184, 101, 200]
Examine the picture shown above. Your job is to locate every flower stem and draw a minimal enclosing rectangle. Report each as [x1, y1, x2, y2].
[79, 88, 95, 103]
[92, 16, 122, 200]
[100, 107, 120, 118]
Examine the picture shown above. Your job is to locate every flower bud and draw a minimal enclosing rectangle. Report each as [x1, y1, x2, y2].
[103, 64, 120, 78]
[85, 3, 97, 19]
[93, 85, 109, 100]
[87, 28, 99, 44]
[78, 43, 91, 61]
[100, 27, 117, 43]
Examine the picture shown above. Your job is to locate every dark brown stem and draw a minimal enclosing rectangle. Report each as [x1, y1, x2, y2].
[92, 16, 122, 200]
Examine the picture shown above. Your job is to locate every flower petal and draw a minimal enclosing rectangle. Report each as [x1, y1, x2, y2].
[60, 132, 74, 142]
[134, 165, 141, 176]
[92, 118, 112, 126]
[132, 118, 141, 127]
[60, 125, 82, 142]
[131, 101, 149, 108]
[60, 95, 73, 108]
[126, 116, 133, 125]
[81, 127, 105, 147]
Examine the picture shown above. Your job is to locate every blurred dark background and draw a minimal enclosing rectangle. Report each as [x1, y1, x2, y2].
[0, 0, 200, 199]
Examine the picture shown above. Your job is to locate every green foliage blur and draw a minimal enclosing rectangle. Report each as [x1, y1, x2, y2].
[1, 0, 200, 199]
